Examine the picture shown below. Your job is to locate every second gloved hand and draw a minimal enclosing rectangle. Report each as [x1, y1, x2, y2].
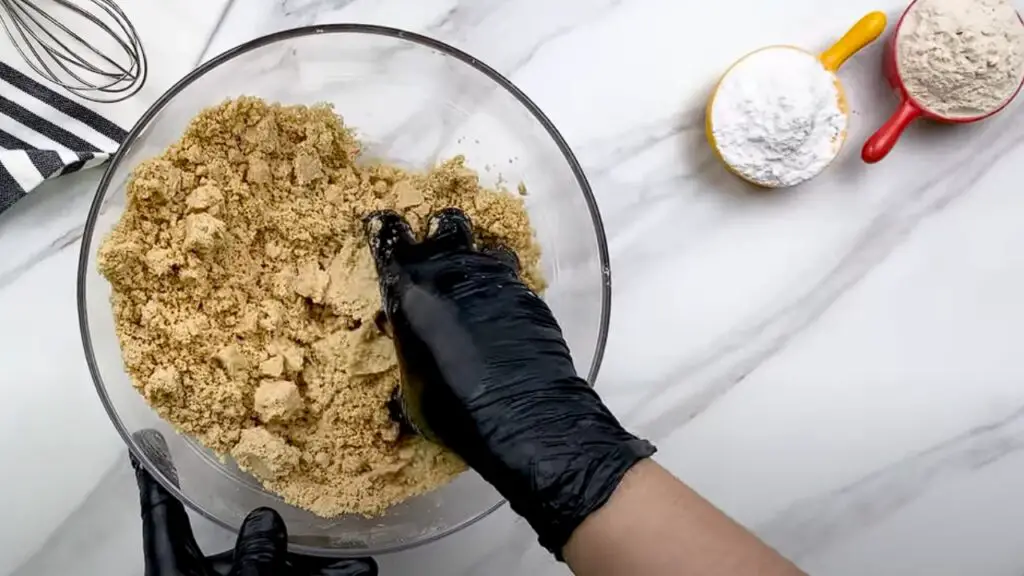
[132, 429, 377, 576]
[366, 208, 655, 556]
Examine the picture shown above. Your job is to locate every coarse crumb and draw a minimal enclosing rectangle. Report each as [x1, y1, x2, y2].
[254, 380, 304, 423]
[97, 97, 544, 517]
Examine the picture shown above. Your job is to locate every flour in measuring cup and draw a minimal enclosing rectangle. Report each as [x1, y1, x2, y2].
[897, 0, 1024, 118]
[711, 47, 847, 187]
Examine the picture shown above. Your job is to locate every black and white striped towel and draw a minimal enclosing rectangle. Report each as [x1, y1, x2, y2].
[0, 60, 127, 214]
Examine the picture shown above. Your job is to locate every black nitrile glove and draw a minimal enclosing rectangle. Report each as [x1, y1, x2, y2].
[365, 208, 656, 556]
[131, 430, 377, 576]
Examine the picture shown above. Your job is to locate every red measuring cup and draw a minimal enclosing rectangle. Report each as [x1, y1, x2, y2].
[862, 0, 1024, 163]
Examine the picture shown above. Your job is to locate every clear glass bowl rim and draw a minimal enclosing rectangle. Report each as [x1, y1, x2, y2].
[76, 23, 611, 556]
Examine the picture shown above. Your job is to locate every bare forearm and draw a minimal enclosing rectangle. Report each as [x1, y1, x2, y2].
[563, 460, 804, 576]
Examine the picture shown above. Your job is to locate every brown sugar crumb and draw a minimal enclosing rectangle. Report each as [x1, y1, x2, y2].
[97, 97, 545, 518]
[293, 260, 329, 303]
[232, 427, 301, 479]
[183, 213, 225, 252]
[185, 184, 224, 213]
[259, 355, 285, 378]
[145, 366, 181, 403]
[214, 344, 249, 378]
[254, 379, 304, 423]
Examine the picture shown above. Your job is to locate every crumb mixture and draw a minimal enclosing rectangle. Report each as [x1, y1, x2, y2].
[98, 97, 544, 517]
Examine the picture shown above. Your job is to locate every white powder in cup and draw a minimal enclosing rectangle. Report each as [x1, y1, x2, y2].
[710, 47, 847, 188]
[897, 0, 1024, 118]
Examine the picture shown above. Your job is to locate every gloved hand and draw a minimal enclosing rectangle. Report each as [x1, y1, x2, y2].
[131, 430, 377, 576]
[366, 208, 656, 556]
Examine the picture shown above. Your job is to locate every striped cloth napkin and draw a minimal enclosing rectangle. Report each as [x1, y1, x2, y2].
[0, 60, 127, 214]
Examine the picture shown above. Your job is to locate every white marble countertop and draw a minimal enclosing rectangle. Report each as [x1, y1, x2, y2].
[5, 0, 1024, 574]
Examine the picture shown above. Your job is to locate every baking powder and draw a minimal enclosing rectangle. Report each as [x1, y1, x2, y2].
[897, 0, 1024, 118]
[711, 47, 847, 188]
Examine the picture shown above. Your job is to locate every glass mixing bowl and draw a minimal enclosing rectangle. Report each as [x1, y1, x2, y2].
[77, 24, 610, 556]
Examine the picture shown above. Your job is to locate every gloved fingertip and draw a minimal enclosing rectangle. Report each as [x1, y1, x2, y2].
[364, 210, 416, 273]
[133, 447, 206, 576]
[131, 429, 181, 487]
[231, 507, 288, 576]
[130, 430, 185, 516]
[238, 507, 287, 541]
[373, 309, 393, 338]
[287, 554, 379, 576]
[425, 208, 474, 251]
[364, 210, 416, 271]
[386, 385, 414, 435]
[345, 558, 380, 576]
[132, 454, 176, 511]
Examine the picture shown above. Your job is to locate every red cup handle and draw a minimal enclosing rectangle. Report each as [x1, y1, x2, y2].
[862, 100, 922, 163]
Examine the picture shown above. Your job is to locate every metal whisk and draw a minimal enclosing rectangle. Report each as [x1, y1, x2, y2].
[0, 0, 147, 103]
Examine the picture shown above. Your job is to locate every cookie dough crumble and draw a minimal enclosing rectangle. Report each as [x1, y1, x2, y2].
[98, 97, 544, 517]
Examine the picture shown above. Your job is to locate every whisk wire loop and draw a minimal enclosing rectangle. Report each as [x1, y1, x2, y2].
[0, 0, 147, 103]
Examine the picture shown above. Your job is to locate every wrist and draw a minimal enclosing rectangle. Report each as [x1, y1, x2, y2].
[467, 398, 655, 556]
[526, 437, 655, 556]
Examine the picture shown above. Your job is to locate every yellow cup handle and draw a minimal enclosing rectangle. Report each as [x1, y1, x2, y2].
[819, 11, 887, 72]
